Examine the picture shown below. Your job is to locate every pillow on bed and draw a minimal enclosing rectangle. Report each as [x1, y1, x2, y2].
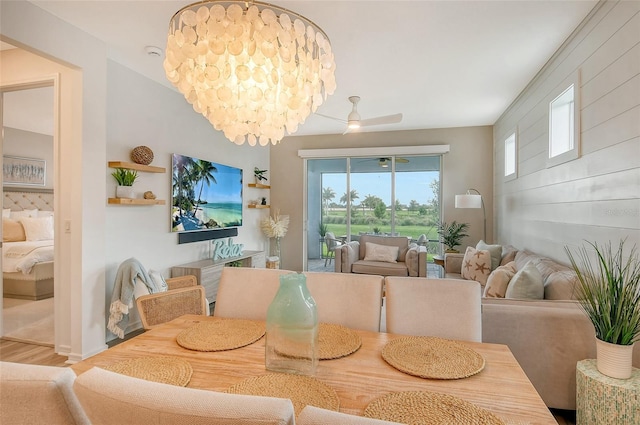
[2, 208, 10, 218]
[2, 218, 26, 242]
[38, 210, 54, 218]
[19, 216, 54, 241]
[11, 208, 38, 219]
[363, 242, 399, 263]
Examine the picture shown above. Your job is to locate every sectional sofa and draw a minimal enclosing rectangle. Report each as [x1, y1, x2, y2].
[444, 246, 640, 410]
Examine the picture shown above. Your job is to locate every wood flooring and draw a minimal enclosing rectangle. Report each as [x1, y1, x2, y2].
[0, 338, 575, 425]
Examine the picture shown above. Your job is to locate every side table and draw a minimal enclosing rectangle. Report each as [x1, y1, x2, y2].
[576, 359, 639, 424]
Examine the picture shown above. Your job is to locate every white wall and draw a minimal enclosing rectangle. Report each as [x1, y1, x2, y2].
[271, 126, 494, 271]
[3, 128, 54, 190]
[105, 61, 270, 339]
[493, 0, 640, 263]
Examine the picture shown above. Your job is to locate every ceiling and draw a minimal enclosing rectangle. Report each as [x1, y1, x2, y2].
[4, 0, 598, 137]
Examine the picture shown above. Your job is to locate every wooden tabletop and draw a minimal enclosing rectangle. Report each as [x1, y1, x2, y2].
[71, 315, 555, 424]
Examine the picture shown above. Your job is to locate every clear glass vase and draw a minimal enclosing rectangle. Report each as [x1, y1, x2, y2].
[273, 236, 281, 259]
[265, 272, 318, 375]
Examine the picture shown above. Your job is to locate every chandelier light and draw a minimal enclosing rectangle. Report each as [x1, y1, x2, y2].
[163, 1, 337, 146]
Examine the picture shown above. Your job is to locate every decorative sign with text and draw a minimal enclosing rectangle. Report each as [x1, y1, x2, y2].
[213, 238, 244, 260]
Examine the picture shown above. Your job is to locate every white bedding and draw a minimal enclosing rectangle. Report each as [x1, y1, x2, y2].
[2, 240, 54, 274]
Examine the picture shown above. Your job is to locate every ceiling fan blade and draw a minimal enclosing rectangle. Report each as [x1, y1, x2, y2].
[396, 157, 409, 163]
[360, 113, 403, 127]
[316, 113, 347, 124]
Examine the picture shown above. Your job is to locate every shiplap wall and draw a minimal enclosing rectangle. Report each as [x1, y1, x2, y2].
[493, 0, 640, 264]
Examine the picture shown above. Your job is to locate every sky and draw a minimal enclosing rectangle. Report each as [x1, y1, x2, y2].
[195, 164, 243, 204]
[322, 171, 439, 206]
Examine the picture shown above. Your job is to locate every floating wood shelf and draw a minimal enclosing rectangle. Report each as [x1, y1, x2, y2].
[248, 183, 270, 189]
[108, 198, 166, 205]
[248, 204, 270, 209]
[108, 161, 166, 173]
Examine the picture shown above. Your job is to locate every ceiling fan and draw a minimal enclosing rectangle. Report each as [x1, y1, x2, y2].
[317, 96, 403, 134]
[377, 157, 409, 168]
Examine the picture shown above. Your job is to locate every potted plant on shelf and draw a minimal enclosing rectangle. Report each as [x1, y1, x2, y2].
[437, 221, 469, 253]
[111, 168, 138, 199]
[254, 167, 268, 185]
[565, 239, 640, 379]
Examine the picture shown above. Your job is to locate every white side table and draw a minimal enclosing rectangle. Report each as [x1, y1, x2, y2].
[576, 359, 639, 424]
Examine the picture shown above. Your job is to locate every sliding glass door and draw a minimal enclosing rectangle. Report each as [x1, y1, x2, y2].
[306, 155, 441, 270]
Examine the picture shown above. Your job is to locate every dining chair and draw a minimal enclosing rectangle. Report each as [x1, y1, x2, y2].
[0, 361, 90, 425]
[324, 232, 343, 266]
[385, 277, 482, 342]
[304, 272, 384, 332]
[214, 267, 294, 320]
[73, 367, 295, 425]
[297, 406, 403, 424]
[135, 275, 208, 330]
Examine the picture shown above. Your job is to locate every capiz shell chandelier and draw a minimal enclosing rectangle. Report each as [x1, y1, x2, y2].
[164, 1, 337, 146]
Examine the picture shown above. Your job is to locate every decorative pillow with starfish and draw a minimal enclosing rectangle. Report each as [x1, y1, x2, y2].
[461, 246, 491, 286]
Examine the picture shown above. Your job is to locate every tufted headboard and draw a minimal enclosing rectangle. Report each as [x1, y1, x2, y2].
[3, 188, 54, 212]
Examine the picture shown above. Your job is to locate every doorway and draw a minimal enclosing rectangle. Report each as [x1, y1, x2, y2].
[1, 82, 56, 348]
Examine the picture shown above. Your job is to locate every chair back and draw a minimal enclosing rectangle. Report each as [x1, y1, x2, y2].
[324, 232, 338, 249]
[73, 367, 295, 425]
[214, 267, 294, 320]
[304, 272, 384, 332]
[136, 285, 207, 330]
[298, 406, 402, 424]
[0, 361, 90, 425]
[416, 234, 427, 246]
[358, 235, 409, 261]
[385, 277, 482, 342]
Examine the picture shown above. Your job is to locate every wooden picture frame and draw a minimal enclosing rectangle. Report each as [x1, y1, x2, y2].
[2, 155, 46, 186]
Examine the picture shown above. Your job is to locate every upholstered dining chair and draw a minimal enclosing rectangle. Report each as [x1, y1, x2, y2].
[135, 275, 207, 330]
[297, 406, 403, 424]
[324, 232, 343, 266]
[304, 272, 384, 332]
[214, 267, 294, 320]
[73, 367, 295, 425]
[0, 361, 90, 425]
[384, 277, 482, 342]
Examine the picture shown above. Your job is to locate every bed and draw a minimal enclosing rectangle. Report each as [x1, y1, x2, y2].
[2, 188, 54, 300]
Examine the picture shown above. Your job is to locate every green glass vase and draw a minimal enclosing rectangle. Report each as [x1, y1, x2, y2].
[265, 272, 318, 375]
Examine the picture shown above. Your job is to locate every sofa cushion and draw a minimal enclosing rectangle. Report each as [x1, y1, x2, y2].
[545, 270, 579, 300]
[461, 246, 491, 286]
[500, 245, 518, 266]
[363, 242, 398, 263]
[484, 261, 517, 298]
[351, 260, 408, 276]
[514, 250, 544, 272]
[506, 261, 544, 300]
[476, 240, 502, 271]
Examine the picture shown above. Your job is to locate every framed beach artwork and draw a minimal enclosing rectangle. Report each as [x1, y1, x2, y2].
[2, 155, 46, 186]
[171, 153, 243, 233]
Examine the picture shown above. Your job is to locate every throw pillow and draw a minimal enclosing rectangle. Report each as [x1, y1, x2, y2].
[500, 245, 518, 266]
[19, 216, 54, 241]
[505, 260, 544, 300]
[476, 240, 502, 270]
[363, 242, 399, 263]
[461, 246, 491, 286]
[483, 261, 517, 298]
[2, 208, 10, 218]
[10, 208, 38, 219]
[2, 218, 26, 242]
[149, 270, 169, 293]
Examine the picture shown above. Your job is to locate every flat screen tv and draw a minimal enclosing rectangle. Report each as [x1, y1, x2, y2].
[171, 153, 243, 232]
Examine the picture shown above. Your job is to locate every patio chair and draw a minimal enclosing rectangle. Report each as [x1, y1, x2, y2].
[324, 232, 343, 266]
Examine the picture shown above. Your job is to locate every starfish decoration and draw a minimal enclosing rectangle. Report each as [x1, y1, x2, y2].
[464, 260, 473, 271]
[475, 262, 490, 274]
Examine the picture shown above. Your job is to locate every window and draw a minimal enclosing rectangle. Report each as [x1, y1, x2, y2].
[548, 72, 580, 167]
[504, 131, 516, 180]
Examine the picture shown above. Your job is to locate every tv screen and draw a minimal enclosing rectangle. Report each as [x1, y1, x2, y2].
[171, 153, 243, 232]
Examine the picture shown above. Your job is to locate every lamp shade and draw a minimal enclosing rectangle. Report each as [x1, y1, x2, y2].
[455, 194, 482, 209]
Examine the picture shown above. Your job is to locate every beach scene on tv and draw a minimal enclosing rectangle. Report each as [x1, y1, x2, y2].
[172, 153, 243, 232]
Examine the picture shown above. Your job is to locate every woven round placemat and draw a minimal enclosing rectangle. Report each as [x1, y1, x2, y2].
[103, 356, 192, 387]
[318, 323, 362, 360]
[176, 319, 265, 351]
[226, 373, 339, 415]
[382, 336, 485, 379]
[364, 391, 505, 425]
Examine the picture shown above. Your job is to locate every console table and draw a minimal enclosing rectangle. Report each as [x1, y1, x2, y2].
[171, 250, 266, 308]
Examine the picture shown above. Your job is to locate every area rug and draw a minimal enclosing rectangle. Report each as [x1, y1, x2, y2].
[2, 297, 54, 347]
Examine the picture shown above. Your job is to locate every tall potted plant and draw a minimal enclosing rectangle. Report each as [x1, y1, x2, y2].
[437, 221, 469, 253]
[565, 240, 640, 379]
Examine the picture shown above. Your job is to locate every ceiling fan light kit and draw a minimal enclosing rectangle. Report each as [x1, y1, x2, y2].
[318, 95, 403, 134]
[163, 0, 336, 146]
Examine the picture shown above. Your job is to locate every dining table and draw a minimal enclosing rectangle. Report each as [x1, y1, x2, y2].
[71, 315, 557, 424]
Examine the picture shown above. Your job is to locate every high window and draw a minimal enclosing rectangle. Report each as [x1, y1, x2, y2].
[504, 131, 517, 180]
[548, 72, 580, 167]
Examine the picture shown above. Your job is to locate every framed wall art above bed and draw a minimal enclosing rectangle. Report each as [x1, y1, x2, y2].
[3, 155, 46, 187]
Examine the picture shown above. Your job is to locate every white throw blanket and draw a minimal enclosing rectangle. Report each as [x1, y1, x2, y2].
[107, 258, 159, 339]
[2, 240, 54, 274]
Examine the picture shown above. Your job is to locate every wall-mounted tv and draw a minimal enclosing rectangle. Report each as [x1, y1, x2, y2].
[171, 153, 243, 233]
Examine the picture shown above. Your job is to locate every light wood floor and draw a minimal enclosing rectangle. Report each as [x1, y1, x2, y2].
[1, 339, 576, 424]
